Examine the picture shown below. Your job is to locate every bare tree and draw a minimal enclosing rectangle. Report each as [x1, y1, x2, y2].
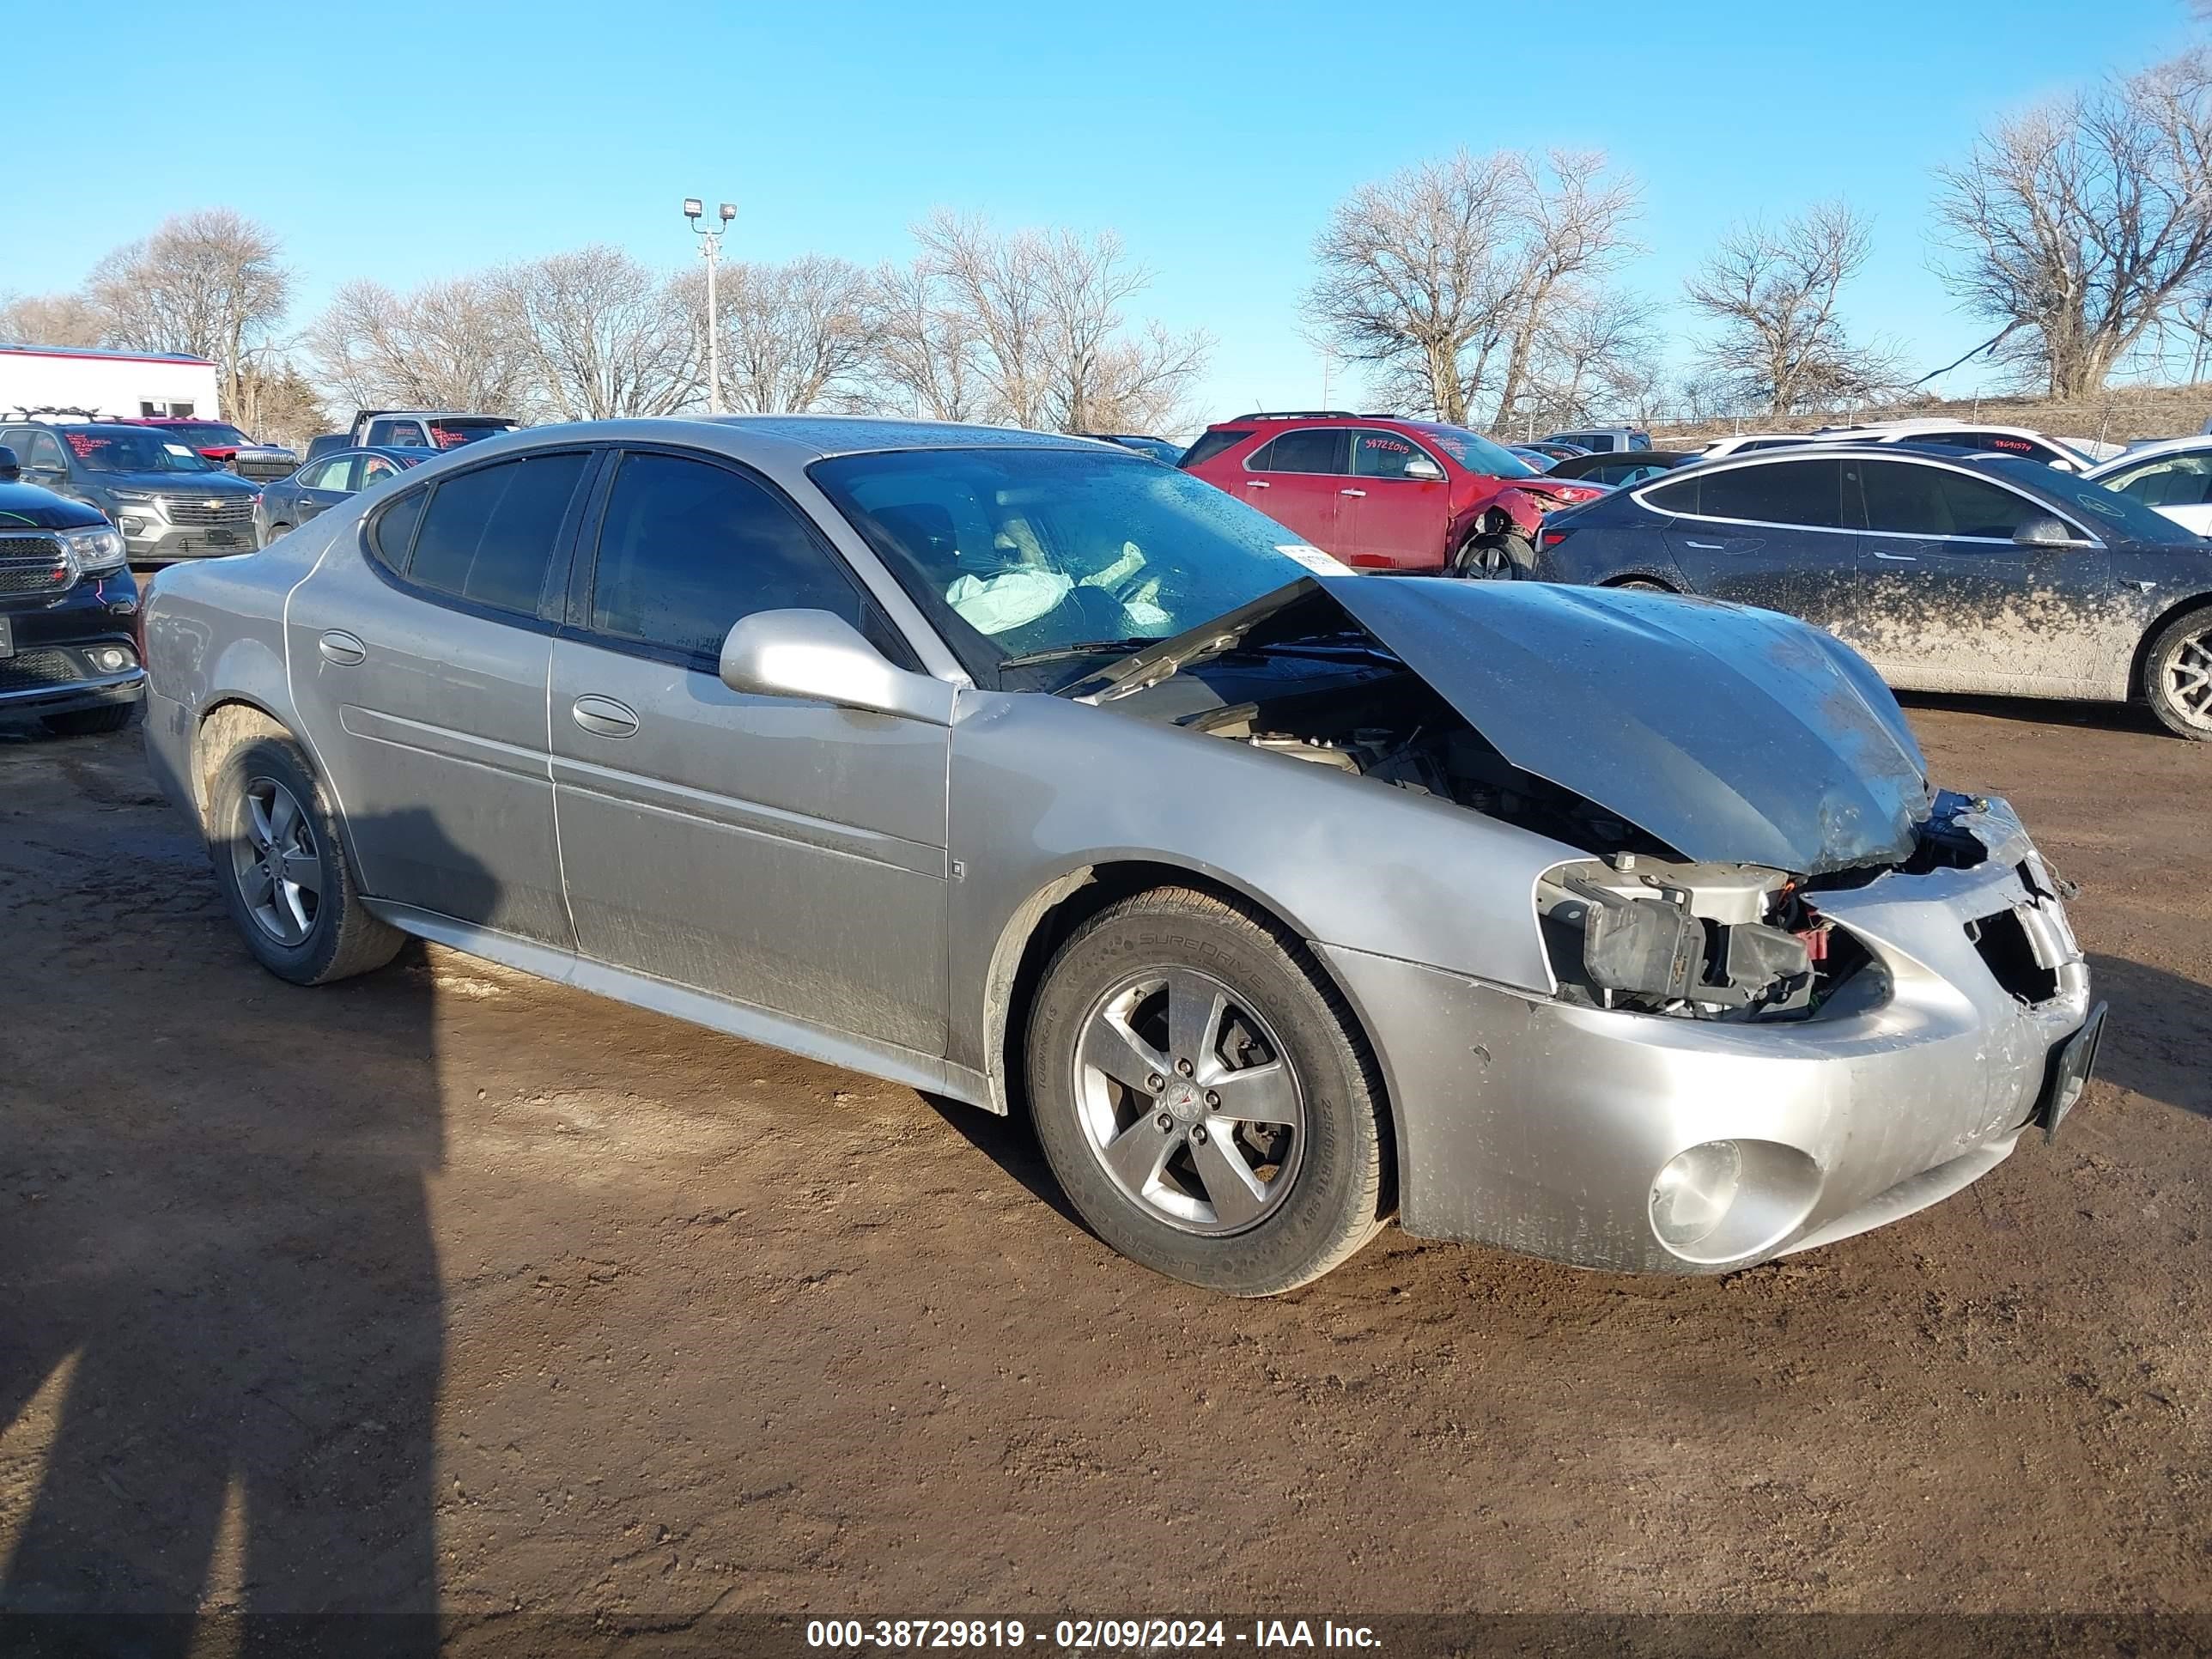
[232, 362, 330, 449]
[908, 211, 1209, 432]
[1303, 151, 1522, 423]
[1933, 48, 2212, 398]
[1683, 202, 1900, 414]
[871, 259, 987, 421]
[89, 210, 290, 426]
[684, 254, 878, 414]
[501, 246, 694, 419]
[913, 211, 1060, 427]
[1486, 152, 1643, 428]
[0, 291, 106, 348]
[1303, 149, 1640, 425]
[307, 277, 536, 416]
[1525, 286, 1662, 429]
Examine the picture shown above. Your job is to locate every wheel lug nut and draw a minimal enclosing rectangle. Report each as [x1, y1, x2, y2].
[1156, 1113, 1173, 1132]
[1192, 1126, 1209, 1145]
[1146, 1073, 1164, 1093]
[1176, 1058, 1194, 1078]
[1204, 1091, 1220, 1109]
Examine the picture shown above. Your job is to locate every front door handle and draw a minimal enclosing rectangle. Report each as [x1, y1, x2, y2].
[1683, 539, 1725, 550]
[1243, 480, 1270, 489]
[571, 694, 639, 738]
[1339, 488, 1366, 497]
[317, 630, 366, 665]
[1873, 551, 1918, 562]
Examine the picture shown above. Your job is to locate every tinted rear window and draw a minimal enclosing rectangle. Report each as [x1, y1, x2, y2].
[408, 452, 590, 614]
[1180, 429, 1252, 469]
[370, 489, 427, 572]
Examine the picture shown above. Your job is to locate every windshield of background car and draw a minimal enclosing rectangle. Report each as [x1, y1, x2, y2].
[2017, 456, 2203, 542]
[64, 429, 216, 473]
[1409, 422, 1539, 478]
[157, 423, 252, 448]
[811, 446, 1322, 690]
[428, 419, 520, 448]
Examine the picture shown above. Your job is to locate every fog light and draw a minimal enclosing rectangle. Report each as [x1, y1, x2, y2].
[90, 647, 133, 672]
[1650, 1140, 1743, 1250]
[118, 516, 148, 537]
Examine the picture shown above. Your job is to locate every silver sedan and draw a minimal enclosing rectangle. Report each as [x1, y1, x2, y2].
[140, 417, 2103, 1294]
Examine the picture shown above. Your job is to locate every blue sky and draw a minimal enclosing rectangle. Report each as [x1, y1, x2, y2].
[8, 0, 2197, 428]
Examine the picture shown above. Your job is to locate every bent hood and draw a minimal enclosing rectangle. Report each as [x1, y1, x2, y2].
[1324, 577, 1930, 874]
[1080, 576, 1930, 876]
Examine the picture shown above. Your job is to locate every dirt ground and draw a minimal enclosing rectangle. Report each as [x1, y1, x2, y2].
[2, 695, 2209, 1654]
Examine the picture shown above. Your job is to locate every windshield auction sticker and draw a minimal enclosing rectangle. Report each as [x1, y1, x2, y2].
[1276, 544, 1356, 576]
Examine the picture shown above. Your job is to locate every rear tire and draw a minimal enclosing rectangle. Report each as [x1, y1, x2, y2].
[1449, 529, 1534, 580]
[1025, 886, 1390, 1296]
[207, 732, 404, 984]
[41, 703, 137, 737]
[1613, 578, 1672, 593]
[2143, 605, 2212, 741]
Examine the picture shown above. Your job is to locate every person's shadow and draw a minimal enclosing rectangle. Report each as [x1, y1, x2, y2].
[0, 792, 474, 1656]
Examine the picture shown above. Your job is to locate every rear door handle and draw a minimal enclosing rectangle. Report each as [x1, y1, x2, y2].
[1338, 488, 1366, 497]
[1873, 551, 1918, 562]
[317, 630, 366, 665]
[1243, 480, 1270, 489]
[571, 694, 639, 738]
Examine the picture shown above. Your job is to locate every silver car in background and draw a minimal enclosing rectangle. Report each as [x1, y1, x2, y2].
[140, 417, 2102, 1294]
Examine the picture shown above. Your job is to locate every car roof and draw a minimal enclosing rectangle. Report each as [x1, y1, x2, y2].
[397, 414, 1107, 468]
[2082, 434, 2212, 476]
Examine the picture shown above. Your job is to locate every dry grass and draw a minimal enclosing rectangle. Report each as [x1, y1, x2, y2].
[1650, 382, 2212, 449]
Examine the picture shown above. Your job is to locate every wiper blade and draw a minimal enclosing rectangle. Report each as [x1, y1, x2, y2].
[996, 637, 1161, 669]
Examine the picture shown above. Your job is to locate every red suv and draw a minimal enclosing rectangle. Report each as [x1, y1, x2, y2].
[1180, 411, 1604, 575]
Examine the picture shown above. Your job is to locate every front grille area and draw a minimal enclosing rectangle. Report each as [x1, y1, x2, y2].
[233, 456, 295, 483]
[160, 495, 256, 528]
[0, 534, 70, 598]
[0, 649, 83, 694]
[165, 532, 252, 558]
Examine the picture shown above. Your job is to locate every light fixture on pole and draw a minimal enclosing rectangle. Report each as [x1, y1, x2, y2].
[684, 198, 738, 415]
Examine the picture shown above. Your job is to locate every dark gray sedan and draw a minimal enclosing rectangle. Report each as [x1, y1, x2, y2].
[140, 417, 2099, 1294]
[253, 447, 430, 548]
[1529, 444, 2212, 738]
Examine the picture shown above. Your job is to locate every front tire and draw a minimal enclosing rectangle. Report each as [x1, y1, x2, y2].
[208, 732, 403, 984]
[1025, 887, 1389, 1296]
[2144, 605, 2212, 740]
[1450, 529, 1534, 580]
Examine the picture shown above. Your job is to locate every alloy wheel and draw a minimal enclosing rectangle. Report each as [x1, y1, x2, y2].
[2163, 627, 2212, 732]
[1071, 967, 1305, 1236]
[231, 775, 323, 946]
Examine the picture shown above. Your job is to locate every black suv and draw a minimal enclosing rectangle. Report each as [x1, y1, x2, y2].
[0, 416, 261, 565]
[0, 446, 145, 735]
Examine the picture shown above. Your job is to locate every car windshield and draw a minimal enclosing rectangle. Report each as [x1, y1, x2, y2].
[1408, 422, 1538, 478]
[2019, 457, 2203, 542]
[811, 446, 1322, 690]
[64, 428, 216, 473]
[155, 422, 252, 448]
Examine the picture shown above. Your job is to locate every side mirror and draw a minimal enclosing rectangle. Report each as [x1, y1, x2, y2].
[718, 609, 953, 726]
[0, 446, 17, 483]
[1402, 456, 1445, 482]
[2014, 514, 2088, 548]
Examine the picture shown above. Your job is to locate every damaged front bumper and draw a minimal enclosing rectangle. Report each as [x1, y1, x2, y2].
[1322, 797, 2096, 1274]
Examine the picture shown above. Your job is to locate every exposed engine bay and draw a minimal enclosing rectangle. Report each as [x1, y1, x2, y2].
[1111, 639, 1992, 1024]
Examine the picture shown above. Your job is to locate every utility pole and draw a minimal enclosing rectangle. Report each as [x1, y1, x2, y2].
[684, 198, 737, 415]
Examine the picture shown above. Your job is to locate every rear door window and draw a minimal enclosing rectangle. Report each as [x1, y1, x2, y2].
[1680, 459, 1846, 529]
[408, 451, 592, 615]
[1857, 460, 2039, 540]
[371, 489, 428, 574]
[1249, 428, 1349, 475]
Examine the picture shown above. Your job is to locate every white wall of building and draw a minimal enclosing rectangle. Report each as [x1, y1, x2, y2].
[0, 349, 221, 420]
